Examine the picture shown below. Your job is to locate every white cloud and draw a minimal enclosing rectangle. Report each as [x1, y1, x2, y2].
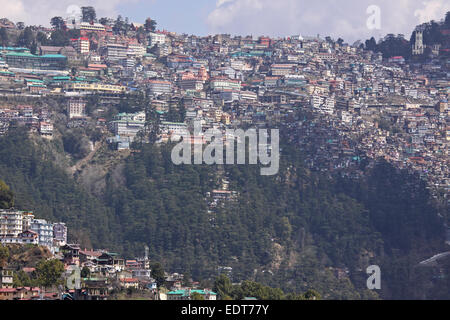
[414, 0, 450, 23]
[206, 0, 450, 42]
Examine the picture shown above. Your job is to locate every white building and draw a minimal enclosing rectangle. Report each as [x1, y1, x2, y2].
[71, 37, 90, 54]
[127, 44, 146, 57]
[68, 98, 87, 119]
[0, 209, 34, 237]
[106, 43, 128, 63]
[147, 80, 172, 96]
[30, 219, 54, 249]
[149, 32, 166, 46]
[311, 95, 335, 115]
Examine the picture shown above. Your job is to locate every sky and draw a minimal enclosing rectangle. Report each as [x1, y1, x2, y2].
[0, 0, 449, 43]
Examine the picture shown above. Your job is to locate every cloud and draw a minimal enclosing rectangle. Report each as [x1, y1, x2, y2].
[206, 0, 450, 42]
[414, 0, 450, 24]
[0, 0, 140, 26]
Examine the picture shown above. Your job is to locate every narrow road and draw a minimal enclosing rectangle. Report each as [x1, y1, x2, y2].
[419, 251, 450, 266]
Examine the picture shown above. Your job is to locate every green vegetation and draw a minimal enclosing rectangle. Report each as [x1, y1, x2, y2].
[0, 179, 14, 209]
[213, 275, 321, 300]
[150, 262, 166, 288]
[365, 34, 411, 59]
[0, 245, 9, 268]
[35, 259, 65, 288]
[0, 124, 447, 299]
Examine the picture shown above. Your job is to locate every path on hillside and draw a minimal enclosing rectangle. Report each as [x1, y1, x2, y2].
[69, 140, 104, 175]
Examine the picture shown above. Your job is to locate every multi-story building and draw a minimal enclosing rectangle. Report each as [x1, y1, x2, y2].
[178, 79, 204, 91]
[109, 111, 146, 139]
[148, 32, 166, 46]
[0, 210, 34, 237]
[147, 80, 172, 96]
[0, 210, 66, 251]
[65, 83, 126, 94]
[160, 121, 188, 136]
[271, 64, 295, 76]
[79, 22, 106, 35]
[0, 230, 38, 246]
[127, 44, 146, 57]
[240, 90, 258, 101]
[5, 52, 67, 71]
[53, 223, 67, 247]
[155, 44, 172, 57]
[106, 43, 128, 63]
[0, 270, 13, 289]
[210, 77, 241, 91]
[30, 219, 54, 250]
[71, 37, 90, 54]
[311, 95, 335, 114]
[39, 122, 53, 137]
[68, 99, 87, 119]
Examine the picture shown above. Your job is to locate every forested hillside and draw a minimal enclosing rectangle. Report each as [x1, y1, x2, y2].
[0, 127, 448, 299]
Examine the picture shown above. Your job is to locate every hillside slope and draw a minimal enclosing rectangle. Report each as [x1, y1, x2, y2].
[0, 128, 448, 299]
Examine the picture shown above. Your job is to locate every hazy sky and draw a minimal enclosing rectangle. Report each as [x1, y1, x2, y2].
[1, 0, 449, 42]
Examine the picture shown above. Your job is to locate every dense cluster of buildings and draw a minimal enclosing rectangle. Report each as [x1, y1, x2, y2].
[0, 15, 448, 204]
[0, 13, 449, 299]
[0, 209, 67, 252]
[0, 104, 53, 137]
[0, 241, 217, 300]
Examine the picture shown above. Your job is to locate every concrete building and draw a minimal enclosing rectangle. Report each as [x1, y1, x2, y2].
[0, 209, 34, 237]
[147, 80, 172, 96]
[5, 52, 67, 71]
[149, 32, 166, 46]
[68, 99, 87, 119]
[71, 37, 90, 54]
[109, 111, 146, 139]
[106, 43, 128, 63]
[53, 223, 67, 247]
[30, 219, 54, 249]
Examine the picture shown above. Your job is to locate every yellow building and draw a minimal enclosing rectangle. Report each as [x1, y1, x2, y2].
[65, 83, 126, 94]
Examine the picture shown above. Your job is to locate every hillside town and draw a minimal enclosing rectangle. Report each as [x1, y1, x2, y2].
[0, 12, 448, 201]
[0, 207, 219, 300]
[0, 7, 449, 300]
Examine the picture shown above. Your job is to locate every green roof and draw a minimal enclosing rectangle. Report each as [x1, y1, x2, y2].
[5, 52, 67, 59]
[167, 290, 217, 296]
[41, 54, 67, 59]
[6, 52, 37, 58]
[0, 47, 29, 51]
[25, 79, 44, 83]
